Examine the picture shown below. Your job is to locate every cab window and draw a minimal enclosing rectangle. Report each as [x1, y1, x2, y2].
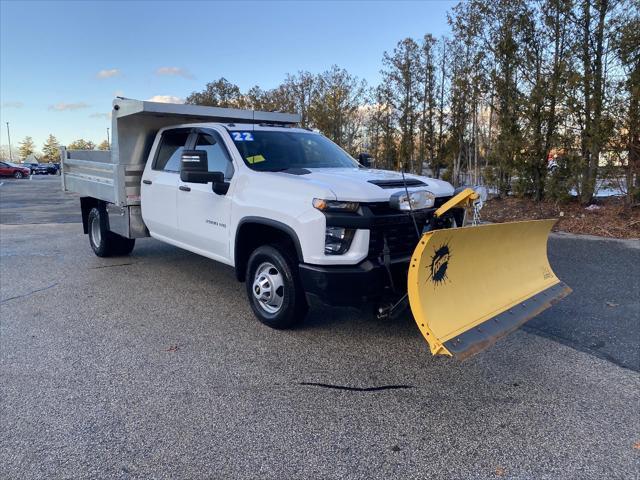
[194, 132, 234, 180]
[153, 129, 190, 172]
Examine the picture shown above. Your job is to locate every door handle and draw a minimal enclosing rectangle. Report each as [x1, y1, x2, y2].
[179, 185, 191, 192]
[142, 179, 152, 185]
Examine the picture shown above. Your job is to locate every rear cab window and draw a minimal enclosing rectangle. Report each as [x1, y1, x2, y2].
[153, 129, 191, 172]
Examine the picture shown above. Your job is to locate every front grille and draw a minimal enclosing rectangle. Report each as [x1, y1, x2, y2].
[364, 196, 453, 260]
[367, 210, 432, 260]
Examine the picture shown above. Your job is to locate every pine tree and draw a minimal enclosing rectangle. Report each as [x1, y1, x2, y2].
[577, 0, 615, 204]
[18, 136, 36, 160]
[42, 134, 61, 162]
[382, 38, 421, 172]
[615, 1, 640, 204]
[418, 34, 438, 175]
[373, 83, 398, 170]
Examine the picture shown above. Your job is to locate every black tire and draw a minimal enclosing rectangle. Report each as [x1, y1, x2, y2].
[88, 206, 112, 257]
[87, 206, 135, 257]
[13, 171, 23, 179]
[245, 244, 308, 329]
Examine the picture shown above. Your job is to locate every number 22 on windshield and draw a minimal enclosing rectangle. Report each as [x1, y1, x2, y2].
[232, 132, 253, 141]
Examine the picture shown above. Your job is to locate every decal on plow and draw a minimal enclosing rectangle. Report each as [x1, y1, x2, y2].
[428, 243, 451, 286]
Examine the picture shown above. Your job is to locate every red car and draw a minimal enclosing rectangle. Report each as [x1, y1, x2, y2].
[0, 161, 30, 179]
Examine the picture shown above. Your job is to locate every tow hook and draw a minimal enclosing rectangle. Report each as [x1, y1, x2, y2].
[376, 293, 409, 320]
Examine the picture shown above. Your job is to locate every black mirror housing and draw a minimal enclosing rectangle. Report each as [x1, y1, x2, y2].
[213, 180, 230, 195]
[181, 170, 224, 184]
[180, 149, 207, 178]
[180, 149, 228, 193]
[358, 153, 372, 168]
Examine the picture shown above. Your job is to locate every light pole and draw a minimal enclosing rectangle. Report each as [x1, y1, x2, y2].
[106, 127, 110, 147]
[6, 122, 12, 161]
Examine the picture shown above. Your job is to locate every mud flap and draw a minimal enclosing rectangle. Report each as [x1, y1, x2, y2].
[407, 219, 571, 359]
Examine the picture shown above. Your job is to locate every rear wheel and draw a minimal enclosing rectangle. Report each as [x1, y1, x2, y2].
[88, 206, 135, 257]
[88, 207, 110, 257]
[13, 171, 23, 179]
[245, 244, 308, 329]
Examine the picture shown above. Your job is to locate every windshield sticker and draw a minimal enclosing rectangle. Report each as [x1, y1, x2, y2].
[232, 132, 254, 141]
[246, 154, 266, 164]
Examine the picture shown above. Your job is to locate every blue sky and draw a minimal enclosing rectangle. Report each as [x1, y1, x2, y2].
[0, 0, 454, 149]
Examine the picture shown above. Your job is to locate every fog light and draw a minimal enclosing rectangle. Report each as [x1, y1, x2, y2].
[325, 226, 355, 255]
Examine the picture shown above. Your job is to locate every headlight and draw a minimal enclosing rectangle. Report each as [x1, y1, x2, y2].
[313, 198, 359, 213]
[389, 190, 435, 211]
[324, 226, 355, 255]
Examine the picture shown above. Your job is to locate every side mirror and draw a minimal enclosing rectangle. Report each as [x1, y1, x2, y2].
[180, 150, 220, 184]
[180, 149, 229, 194]
[212, 178, 230, 195]
[180, 150, 207, 183]
[358, 153, 372, 168]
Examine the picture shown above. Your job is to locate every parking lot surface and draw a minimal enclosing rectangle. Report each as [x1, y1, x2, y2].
[1, 176, 639, 479]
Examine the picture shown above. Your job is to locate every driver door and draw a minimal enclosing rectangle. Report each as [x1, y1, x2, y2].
[176, 129, 234, 263]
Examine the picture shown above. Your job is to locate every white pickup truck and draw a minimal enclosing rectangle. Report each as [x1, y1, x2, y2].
[60, 99, 465, 330]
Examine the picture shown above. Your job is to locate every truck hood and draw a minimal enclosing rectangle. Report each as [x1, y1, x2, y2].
[280, 167, 454, 202]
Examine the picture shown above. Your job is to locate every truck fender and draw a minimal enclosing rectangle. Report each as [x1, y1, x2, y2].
[234, 217, 304, 282]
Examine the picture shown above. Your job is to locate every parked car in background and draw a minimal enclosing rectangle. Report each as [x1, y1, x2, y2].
[0, 161, 30, 178]
[21, 160, 39, 174]
[33, 162, 60, 175]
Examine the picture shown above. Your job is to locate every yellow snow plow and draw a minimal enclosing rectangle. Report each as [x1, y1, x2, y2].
[407, 189, 571, 359]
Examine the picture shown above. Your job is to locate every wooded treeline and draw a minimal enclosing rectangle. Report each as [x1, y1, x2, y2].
[1, 135, 109, 164]
[186, 0, 639, 205]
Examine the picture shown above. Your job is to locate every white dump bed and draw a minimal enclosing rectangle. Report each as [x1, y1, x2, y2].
[61, 98, 300, 206]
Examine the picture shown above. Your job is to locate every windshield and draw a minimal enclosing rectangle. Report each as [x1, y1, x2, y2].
[229, 130, 359, 171]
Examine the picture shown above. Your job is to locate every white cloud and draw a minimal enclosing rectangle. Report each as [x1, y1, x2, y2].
[155, 66, 193, 79]
[89, 112, 112, 119]
[96, 68, 121, 79]
[2, 101, 23, 108]
[147, 95, 185, 104]
[48, 102, 90, 111]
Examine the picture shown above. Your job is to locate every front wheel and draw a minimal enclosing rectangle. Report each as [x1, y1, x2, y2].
[245, 244, 308, 329]
[13, 171, 23, 179]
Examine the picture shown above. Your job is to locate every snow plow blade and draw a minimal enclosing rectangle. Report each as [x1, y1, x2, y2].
[407, 219, 571, 359]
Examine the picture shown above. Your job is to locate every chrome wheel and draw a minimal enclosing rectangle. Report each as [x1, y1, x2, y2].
[252, 262, 285, 314]
[90, 213, 102, 247]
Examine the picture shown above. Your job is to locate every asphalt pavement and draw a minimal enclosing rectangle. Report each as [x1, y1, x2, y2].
[1, 176, 639, 479]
